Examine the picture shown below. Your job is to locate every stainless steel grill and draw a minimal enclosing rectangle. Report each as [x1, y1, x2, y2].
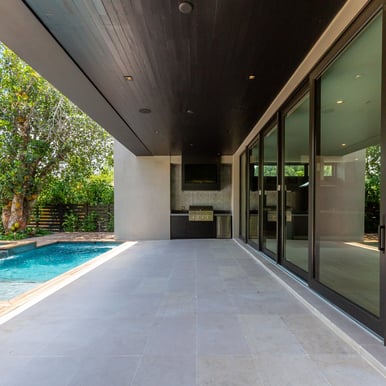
[188, 205, 214, 222]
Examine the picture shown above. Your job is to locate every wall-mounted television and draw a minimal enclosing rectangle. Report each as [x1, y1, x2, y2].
[182, 155, 220, 191]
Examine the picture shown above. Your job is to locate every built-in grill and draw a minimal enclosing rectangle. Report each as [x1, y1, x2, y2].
[188, 205, 214, 222]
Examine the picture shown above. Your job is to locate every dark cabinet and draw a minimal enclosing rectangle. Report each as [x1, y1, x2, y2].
[171, 216, 216, 239]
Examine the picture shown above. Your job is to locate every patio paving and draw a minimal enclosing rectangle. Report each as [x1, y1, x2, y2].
[29, 231, 117, 246]
[0, 238, 385, 385]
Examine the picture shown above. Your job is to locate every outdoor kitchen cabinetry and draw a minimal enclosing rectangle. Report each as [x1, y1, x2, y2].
[171, 206, 231, 239]
[170, 215, 216, 239]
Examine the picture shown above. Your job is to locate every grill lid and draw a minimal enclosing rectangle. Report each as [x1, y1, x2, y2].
[188, 206, 213, 222]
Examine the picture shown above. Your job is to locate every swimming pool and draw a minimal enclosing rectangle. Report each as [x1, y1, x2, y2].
[0, 242, 120, 300]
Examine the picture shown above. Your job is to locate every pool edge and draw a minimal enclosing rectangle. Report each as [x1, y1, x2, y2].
[0, 241, 136, 324]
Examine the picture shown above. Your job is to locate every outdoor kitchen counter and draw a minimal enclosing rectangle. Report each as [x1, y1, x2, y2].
[170, 211, 232, 239]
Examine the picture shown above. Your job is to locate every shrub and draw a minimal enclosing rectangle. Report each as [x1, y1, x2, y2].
[80, 212, 99, 232]
[62, 211, 79, 232]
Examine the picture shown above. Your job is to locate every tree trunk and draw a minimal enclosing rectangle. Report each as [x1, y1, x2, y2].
[3, 194, 33, 231]
[2, 204, 11, 230]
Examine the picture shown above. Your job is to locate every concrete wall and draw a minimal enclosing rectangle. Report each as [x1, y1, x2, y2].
[114, 141, 170, 240]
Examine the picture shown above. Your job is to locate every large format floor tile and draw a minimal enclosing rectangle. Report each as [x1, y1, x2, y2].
[0, 239, 384, 385]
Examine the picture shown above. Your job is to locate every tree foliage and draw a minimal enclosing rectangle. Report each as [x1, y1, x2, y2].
[38, 172, 114, 206]
[365, 145, 380, 233]
[0, 43, 113, 231]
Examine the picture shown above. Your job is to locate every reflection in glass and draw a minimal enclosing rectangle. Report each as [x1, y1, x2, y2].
[248, 142, 259, 246]
[316, 14, 382, 316]
[263, 126, 278, 254]
[284, 94, 309, 271]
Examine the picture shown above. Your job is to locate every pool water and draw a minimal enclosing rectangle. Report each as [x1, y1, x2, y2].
[0, 242, 120, 300]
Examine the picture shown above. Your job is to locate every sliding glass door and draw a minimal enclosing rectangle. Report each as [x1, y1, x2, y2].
[315, 12, 383, 323]
[248, 141, 259, 247]
[262, 125, 278, 257]
[241, 4, 386, 337]
[240, 151, 247, 241]
[283, 94, 310, 274]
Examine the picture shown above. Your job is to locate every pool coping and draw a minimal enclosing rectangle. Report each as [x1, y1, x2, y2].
[0, 236, 135, 324]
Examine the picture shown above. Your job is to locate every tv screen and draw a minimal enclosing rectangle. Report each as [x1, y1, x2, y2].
[184, 164, 218, 184]
[182, 162, 220, 191]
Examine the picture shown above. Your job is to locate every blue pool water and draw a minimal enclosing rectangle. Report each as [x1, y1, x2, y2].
[0, 242, 120, 300]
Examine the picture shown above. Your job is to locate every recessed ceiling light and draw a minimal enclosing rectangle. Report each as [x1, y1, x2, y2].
[178, 1, 193, 14]
[186, 109, 194, 114]
[154, 129, 160, 134]
[354, 74, 363, 79]
[341, 143, 347, 147]
[123, 75, 133, 81]
[336, 100, 344, 104]
[139, 108, 151, 114]
[248, 75, 256, 80]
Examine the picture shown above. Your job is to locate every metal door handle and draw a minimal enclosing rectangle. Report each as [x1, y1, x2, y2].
[378, 225, 385, 251]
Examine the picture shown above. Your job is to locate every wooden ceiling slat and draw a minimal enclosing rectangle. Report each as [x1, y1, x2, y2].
[23, 0, 346, 155]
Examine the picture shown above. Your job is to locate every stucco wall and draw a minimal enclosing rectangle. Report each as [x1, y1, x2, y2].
[114, 141, 170, 240]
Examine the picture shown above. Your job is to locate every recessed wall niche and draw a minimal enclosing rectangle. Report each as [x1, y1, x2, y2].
[171, 164, 232, 211]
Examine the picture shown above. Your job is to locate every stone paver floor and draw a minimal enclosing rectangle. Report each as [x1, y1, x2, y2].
[0, 238, 385, 385]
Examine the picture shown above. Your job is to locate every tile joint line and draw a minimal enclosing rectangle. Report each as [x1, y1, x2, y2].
[233, 238, 386, 378]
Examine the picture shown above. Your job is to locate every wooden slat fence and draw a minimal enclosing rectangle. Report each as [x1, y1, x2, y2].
[28, 204, 114, 232]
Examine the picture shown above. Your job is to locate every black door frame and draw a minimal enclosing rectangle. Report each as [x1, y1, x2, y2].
[280, 85, 310, 280]
[241, 0, 386, 340]
[309, 0, 385, 337]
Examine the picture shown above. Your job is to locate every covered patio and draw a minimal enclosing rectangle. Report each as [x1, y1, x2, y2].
[0, 238, 384, 385]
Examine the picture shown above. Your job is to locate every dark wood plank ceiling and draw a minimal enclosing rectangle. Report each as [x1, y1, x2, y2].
[23, 0, 346, 156]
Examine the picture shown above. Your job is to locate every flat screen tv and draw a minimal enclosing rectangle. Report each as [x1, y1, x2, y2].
[182, 156, 220, 191]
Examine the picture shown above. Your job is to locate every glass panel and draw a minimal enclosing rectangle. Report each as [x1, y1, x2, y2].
[248, 142, 259, 246]
[284, 94, 309, 271]
[240, 152, 247, 240]
[263, 125, 278, 254]
[316, 14, 382, 316]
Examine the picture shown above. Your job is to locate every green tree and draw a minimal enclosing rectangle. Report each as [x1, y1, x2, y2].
[0, 44, 113, 231]
[39, 172, 114, 206]
[365, 145, 380, 233]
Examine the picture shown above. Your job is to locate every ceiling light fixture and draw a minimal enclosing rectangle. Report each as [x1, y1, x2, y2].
[178, 1, 193, 14]
[336, 100, 344, 104]
[139, 108, 151, 114]
[186, 109, 194, 114]
[341, 143, 347, 147]
[248, 75, 256, 80]
[124, 75, 133, 81]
